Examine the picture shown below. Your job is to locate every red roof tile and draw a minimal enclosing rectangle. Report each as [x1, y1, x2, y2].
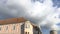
[0, 17, 26, 25]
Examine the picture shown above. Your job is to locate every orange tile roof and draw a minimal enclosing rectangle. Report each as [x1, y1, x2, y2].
[0, 17, 39, 28]
[0, 17, 27, 25]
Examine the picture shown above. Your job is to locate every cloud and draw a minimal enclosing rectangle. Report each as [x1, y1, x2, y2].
[50, 25, 60, 30]
[0, 0, 60, 31]
[52, 0, 60, 8]
[40, 8, 60, 30]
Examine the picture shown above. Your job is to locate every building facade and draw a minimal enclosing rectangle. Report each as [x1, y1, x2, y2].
[0, 17, 42, 34]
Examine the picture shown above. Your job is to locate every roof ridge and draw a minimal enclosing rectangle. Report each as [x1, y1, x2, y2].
[0, 17, 27, 25]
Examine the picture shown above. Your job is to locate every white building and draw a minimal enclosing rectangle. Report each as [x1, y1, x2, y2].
[0, 17, 42, 34]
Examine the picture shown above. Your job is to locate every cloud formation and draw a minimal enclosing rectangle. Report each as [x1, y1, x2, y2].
[0, 0, 60, 31]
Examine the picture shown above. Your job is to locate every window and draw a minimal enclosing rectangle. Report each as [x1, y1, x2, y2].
[28, 32, 29, 34]
[0, 27, 1, 31]
[25, 32, 27, 34]
[13, 26, 15, 30]
[25, 24, 30, 28]
[6, 26, 8, 30]
[21, 24, 24, 30]
[25, 32, 29, 34]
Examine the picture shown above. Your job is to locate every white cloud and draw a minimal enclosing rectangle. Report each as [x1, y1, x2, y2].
[0, 0, 60, 31]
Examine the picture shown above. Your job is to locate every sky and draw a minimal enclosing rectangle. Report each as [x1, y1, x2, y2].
[0, 0, 60, 34]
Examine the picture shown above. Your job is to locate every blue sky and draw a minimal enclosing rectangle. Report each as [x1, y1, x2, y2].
[0, 0, 60, 34]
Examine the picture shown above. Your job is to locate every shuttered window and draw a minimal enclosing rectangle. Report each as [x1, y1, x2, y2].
[13, 26, 15, 30]
[0, 27, 1, 31]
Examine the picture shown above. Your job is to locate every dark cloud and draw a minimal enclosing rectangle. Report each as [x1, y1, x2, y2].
[0, 0, 60, 31]
[0, 0, 60, 34]
[52, 0, 60, 8]
[31, 0, 44, 3]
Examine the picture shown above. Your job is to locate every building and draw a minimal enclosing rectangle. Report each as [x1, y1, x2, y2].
[0, 17, 42, 34]
[50, 30, 57, 34]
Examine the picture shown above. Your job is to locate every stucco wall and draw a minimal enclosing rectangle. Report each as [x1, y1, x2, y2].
[24, 21, 33, 34]
[0, 22, 24, 34]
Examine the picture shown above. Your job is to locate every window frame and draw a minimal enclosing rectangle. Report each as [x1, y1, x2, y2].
[13, 25, 15, 30]
[25, 24, 30, 28]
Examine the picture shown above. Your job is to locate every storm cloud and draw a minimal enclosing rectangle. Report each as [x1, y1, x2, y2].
[0, 0, 60, 31]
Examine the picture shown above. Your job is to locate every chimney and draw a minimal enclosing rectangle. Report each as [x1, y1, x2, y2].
[50, 30, 57, 34]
